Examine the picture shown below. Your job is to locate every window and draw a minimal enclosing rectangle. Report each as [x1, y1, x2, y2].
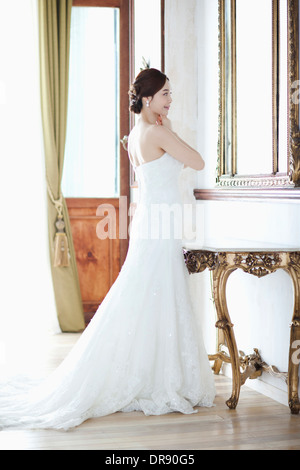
[62, 7, 120, 198]
[134, 0, 162, 74]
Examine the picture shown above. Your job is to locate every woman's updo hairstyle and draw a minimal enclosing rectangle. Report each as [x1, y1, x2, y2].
[129, 68, 169, 114]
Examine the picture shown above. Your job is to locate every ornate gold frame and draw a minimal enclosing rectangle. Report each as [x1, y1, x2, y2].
[288, 0, 300, 186]
[217, 0, 299, 188]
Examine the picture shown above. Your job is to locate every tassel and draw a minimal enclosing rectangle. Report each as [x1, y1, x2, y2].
[53, 217, 70, 267]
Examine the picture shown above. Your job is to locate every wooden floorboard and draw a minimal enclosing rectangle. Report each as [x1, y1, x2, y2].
[0, 333, 299, 450]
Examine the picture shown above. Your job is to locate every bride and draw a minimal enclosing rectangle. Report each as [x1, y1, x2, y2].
[0, 68, 215, 430]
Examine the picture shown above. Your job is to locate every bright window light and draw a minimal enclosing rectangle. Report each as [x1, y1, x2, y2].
[62, 7, 120, 198]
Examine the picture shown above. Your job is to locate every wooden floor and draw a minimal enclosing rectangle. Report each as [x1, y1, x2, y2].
[0, 333, 299, 450]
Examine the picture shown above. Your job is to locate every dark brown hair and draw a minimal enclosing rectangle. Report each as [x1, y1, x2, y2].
[129, 68, 169, 114]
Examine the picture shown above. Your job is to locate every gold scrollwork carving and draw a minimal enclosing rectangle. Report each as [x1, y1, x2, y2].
[215, 319, 234, 330]
[291, 318, 300, 327]
[210, 346, 288, 387]
[289, 252, 300, 270]
[240, 348, 288, 385]
[183, 250, 219, 274]
[233, 253, 282, 277]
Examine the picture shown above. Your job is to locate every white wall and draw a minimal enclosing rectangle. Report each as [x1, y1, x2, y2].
[165, 0, 300, 406]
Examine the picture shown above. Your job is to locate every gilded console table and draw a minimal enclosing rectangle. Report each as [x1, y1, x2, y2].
[183, 248, 300, 414]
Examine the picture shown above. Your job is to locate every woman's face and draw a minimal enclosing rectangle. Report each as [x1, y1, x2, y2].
[149, 80, 172, 116]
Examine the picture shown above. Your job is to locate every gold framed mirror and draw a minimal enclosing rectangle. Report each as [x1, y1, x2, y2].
[217, 0, 299, 188]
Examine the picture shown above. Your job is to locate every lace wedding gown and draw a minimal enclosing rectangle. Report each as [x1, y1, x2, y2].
[0, 152, 215, 430]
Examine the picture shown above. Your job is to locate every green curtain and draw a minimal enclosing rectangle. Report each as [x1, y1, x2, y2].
[38, 0, 85, 332]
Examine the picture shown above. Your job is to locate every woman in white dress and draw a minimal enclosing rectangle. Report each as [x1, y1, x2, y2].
[0, 69, 215, 430]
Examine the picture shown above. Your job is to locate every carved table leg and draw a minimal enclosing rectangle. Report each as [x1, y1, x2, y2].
[286, 261, 300, 415]
[209, 328, 226, 374]
[212, 264, 241, 410]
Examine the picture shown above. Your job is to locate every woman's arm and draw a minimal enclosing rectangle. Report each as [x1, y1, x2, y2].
[152, 117, 205, 171]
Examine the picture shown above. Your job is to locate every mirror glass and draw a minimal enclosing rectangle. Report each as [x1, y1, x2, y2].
[278, 0, 288, 173]
[224, 0, 233, 175]
[235, 0, 273, 176]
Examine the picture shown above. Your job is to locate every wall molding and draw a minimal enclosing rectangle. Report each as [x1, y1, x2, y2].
[194, 188, 300, 202]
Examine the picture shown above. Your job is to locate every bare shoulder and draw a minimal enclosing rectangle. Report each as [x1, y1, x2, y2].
[127, 127, 138, 163]
[148, 124, 205, 171]
[146, 124, 171, 144]
[128, 125, 138, 144]
[127, 129, 134, 153]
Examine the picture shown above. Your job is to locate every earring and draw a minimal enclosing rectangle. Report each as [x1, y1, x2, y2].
[146, 100, 150, 108]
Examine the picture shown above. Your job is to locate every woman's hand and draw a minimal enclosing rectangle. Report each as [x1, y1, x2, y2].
[157, 115, 172, 131]
[156, 115, 163, 126]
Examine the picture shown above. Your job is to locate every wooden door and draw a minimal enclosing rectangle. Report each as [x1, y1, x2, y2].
[65, 0, 131, 325]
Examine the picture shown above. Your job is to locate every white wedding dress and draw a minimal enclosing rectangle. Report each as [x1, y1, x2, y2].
[0, 152, 215, 430]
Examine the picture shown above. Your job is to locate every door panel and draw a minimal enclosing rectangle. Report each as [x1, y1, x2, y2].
[66, 198, 120, 324]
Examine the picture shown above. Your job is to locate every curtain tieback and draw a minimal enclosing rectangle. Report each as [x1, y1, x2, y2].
[47, 181, 70, 268]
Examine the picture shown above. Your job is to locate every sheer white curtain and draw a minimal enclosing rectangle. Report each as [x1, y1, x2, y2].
[0, 0, 60, 373]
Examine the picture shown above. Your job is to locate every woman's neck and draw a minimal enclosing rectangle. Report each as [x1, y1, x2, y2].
[140, 108, 159, 125]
